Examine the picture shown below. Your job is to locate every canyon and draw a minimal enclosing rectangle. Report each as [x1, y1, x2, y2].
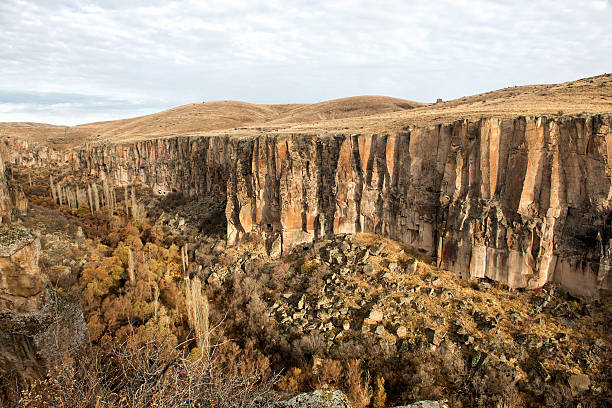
[0, 74, 611, 407]
[4, 113, 612, 297]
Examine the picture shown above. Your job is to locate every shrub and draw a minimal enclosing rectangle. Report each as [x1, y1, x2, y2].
[19, 330, 280, 408]
[345, 359, 370, 408]
[372, 375, 387, 408]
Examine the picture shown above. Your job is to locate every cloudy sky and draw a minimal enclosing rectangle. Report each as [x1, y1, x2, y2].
[1, 0, 611, 125]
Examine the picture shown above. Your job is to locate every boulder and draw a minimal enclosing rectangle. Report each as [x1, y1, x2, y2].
[405, 260, 417, 274]
[393, 401, 449, 408]
[368, 309, 383, 323]
[278, 390, 352, 408]
[270, 235, 282, 259]
[568, 373, 590, 395]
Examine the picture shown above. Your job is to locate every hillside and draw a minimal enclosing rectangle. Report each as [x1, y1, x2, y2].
[275, 73, 612, 136]
[0, 95, 422, 147]
[266, 95, 423, 125]
[2, 73, 610, 148]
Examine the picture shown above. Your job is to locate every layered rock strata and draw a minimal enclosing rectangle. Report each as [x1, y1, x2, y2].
[7, 115, 612, 296]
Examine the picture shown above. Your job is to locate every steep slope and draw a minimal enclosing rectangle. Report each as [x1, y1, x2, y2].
[222, 116, 612, 297]
[8, 114, 611, 297]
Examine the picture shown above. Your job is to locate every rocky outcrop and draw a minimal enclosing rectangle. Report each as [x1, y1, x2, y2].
[0, 225, 45, 313]
[0, 141, 13, 223]
[394, 402, 449, 408]
[278, 390, 352, 408]
[0, 223, 87, 402]
[277, 391, 449, 408]
[6, 115, 612, 296]
[0, 290, 87, 403]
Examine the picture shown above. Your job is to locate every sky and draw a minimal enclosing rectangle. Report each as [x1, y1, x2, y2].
[1, 0, 611, 126]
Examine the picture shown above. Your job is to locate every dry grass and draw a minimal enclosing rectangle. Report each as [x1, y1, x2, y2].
[0, 96, 420, 146]
[3, 73, 610, 148]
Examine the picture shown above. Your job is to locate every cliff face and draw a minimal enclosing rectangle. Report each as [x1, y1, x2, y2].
[77, 136, 231, 195]
[8, 115, 612, 296]
[224, 116, 611, 296]
[0, 142, 13, 222]
[0, 225, 45, 314]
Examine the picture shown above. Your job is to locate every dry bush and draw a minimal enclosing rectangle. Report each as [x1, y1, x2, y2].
[292, 334, 326, 363]
[305, 262, 329, 296]
[316, 359, 343, 389]
[345, 359, 371, 408]
[19, 329, 280, 408]
[372, 375, 387, 408]
[277, 367, 304, 394]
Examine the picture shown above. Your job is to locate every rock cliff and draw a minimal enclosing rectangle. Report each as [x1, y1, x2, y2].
[0, 225, 45, 313]
[0, 142, 13, 223]
[6, 114, 612, 296]
[0, 223, 87, 402]
[224, 115, 612, 296]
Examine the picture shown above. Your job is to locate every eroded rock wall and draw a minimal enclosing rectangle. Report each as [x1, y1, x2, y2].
[224, 116, 612, 296]
[78, 136, 231, 195]
[6, 115, 612, 296]
[0, 141, 13, 222]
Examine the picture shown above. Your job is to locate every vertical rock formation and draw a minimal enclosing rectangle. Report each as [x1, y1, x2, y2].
[5, 114, 611, 296]
[224, 116, 612, 296]
[78, 137, 230, 194]
[0, 142, 13, 223]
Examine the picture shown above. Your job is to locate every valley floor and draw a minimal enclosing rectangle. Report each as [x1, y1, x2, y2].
[2, 166, 610, 407]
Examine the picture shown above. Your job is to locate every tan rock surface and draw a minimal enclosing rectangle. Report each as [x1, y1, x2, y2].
[0, 225, 46, 314]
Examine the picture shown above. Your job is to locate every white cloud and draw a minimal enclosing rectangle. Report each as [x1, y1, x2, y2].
[0, 0, 610, 125]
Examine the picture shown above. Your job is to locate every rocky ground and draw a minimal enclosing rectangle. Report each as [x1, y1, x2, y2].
[4, 167, 611, 407]
[190, 228, 611, 407]
[278, 389, 448, 408]
[85, 184, 611, 406]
